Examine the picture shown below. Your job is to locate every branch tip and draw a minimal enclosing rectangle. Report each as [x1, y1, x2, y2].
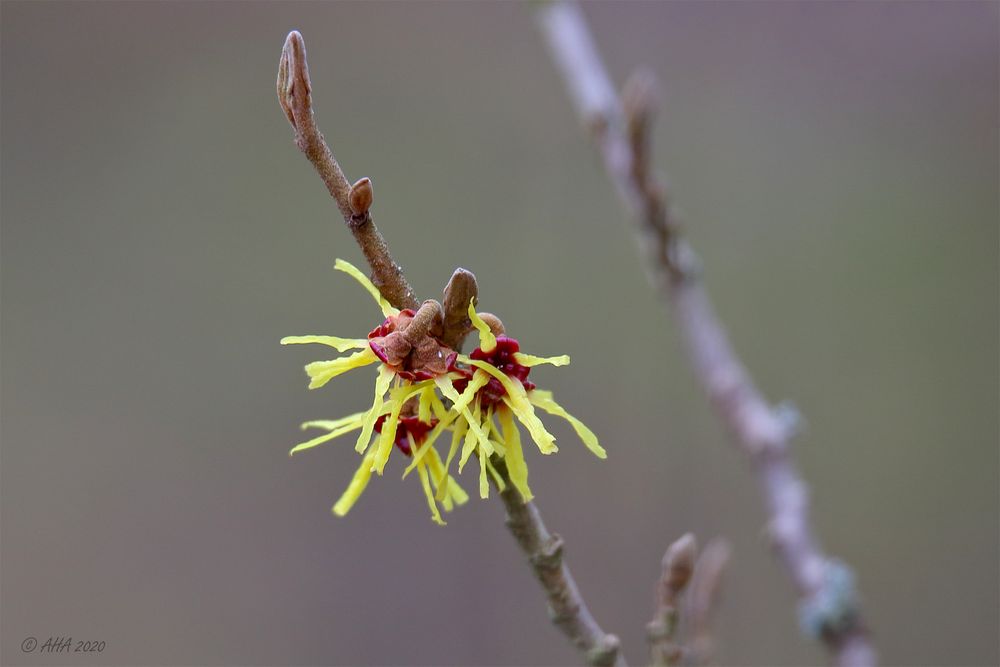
[662, 532, 698, 595]
[278, 30, 312, 132]
[440, 268, 479, 350]
[648, 533, 700, 666]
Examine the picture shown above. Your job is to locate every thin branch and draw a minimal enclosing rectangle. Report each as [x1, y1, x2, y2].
[494, 460, 626, 667]
[276, 30, 622, 667]
[535, 3, 875, 665]
[277, 30, 417, 311]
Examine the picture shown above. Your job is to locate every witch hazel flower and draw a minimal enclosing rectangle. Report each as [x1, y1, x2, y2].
[424, 300, 607, 502]
[282, 259, 466, 523]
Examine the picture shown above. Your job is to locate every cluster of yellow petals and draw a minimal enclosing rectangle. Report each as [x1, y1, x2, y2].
[428, 302, 607, 502]
[282, 259, 605, 525]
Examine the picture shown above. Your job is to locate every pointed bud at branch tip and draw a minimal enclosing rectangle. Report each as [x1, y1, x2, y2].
[444, 267, 479, 315]
[443, 268, 478, 310]
[278, 30, 312, 131]
[349, 177, 374, 215]
[441, 268, 479, 350]
[663, 532, 698, 595]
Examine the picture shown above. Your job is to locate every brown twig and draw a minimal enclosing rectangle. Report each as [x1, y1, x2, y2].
[648, 534, 730, 667]
[494, 459, 625, 667]
[276, 30, 623, 667]
[535, 3, 875, 665]
[277, 30, 417, 311]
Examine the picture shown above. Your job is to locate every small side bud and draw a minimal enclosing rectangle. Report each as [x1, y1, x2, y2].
[401, 299, 444, 345]
[478, 312, 505, 336]
[349, 177, 373, 216]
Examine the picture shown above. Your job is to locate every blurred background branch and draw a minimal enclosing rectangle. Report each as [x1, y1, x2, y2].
[646, 533, 731, 666]
[647, 533, 697, 666]
[535, 2, 876, 665]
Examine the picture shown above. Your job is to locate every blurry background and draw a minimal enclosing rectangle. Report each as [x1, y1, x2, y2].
[2, 2, 997, 665]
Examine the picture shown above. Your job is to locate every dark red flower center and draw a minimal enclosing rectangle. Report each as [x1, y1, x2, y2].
[450, 335, 535, 407]
[374, 414, 438, 456]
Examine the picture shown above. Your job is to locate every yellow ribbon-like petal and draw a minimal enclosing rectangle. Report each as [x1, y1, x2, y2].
[402, 407, 460, 479]
[290, 412, 367, 456]
[422, 442, 446, 487]
[512, 352, 570, 367]
[305, 347, 378, 389]
[355, 366, 395, 453]
[528, 389, 607, 459]
[451, 371, 491, 415]
[468, 298, 496, 353]
[429, 391, 450, 421]
[458, 398, 484, 472]
[301, 412, 368, 432]
[479, 447, 489, 499]
[481, 408, 505, 456]
[485, 456, 506, 492]
[498, 406, 532, 502]
[417, 386, 433, 424]
[467, 359, 558, 454]
[332, 451, 377, 516]
[434, 376, 494, 458]
[371, 382, 427, 475]
[416, 460, 445, 525]
[435, 419, 467, 502]
[334, 258, 399, 317]
[281, 335, 369, 352]
[446, 476, 470, 507]
[289, 429, 349, 456]
[424, 445, 468, 511]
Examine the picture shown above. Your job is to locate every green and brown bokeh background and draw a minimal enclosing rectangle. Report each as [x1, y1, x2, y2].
[2, 2, 997, 665]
